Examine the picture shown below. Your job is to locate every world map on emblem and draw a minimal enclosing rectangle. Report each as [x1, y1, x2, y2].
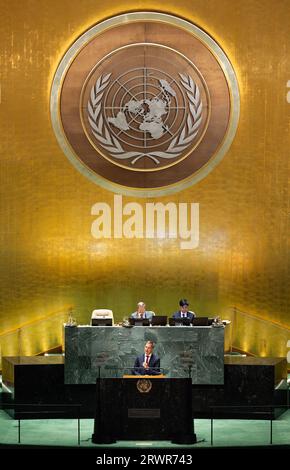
[87, 67, 203, 166]
[108, 74, 177, 139]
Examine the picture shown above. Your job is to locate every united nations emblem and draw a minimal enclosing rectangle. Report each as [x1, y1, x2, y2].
[137, 379, 152, 394]
[85, 58, 205, 168]
[51, 12, 239, 196]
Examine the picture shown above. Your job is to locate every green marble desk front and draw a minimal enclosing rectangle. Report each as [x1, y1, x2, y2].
[64, 325, 224, 385]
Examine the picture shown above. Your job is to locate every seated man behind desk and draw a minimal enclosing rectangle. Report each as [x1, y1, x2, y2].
[132, 341, 160, 375]
[130, 301, 155, 321]
[172, 299, 196, 321]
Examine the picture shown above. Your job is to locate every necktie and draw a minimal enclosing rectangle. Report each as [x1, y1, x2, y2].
[146, 355, 149, 364]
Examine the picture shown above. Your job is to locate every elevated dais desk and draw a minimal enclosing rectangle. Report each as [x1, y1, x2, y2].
[65, 325, 224, 385]
[2, 355, 286, 420]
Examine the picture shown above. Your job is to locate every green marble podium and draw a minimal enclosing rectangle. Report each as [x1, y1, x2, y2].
[64, 325, 224, 385]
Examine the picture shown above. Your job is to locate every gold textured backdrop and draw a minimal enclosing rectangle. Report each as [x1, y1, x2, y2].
[0, 0, 289, 356]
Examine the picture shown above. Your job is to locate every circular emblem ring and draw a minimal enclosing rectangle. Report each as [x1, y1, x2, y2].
[51, 12, 240, 197]
[137, 379, 152, 393]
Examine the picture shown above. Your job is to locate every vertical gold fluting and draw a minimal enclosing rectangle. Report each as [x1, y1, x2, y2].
[0, 1, 289, 358]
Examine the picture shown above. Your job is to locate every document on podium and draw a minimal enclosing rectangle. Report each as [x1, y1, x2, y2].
[123, 374, 165, 378]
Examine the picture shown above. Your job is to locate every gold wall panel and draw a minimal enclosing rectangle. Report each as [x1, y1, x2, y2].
[0, 1, 289, 358]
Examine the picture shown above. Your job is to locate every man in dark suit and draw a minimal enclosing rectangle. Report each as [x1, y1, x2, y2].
[130, 301, 155, 320]
[172, 299, 196, 321]
[132, 341, 160, 375]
